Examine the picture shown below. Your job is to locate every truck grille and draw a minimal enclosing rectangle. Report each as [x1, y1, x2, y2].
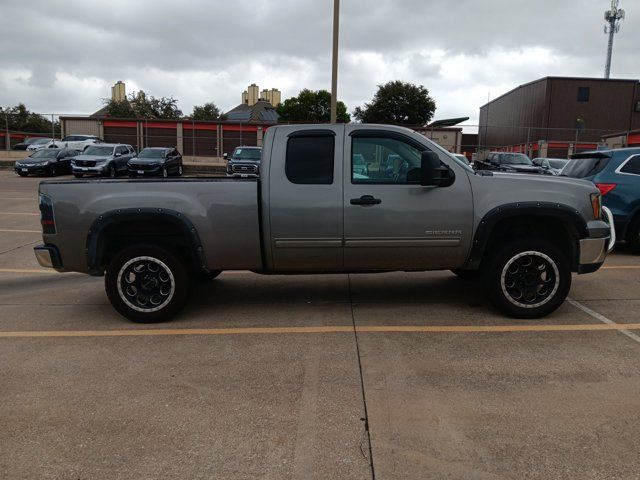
[232, 164, 258, 174]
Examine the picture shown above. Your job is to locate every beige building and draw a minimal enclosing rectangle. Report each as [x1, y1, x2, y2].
[242, 83, 281, 107]
[111, 81, 126, 102]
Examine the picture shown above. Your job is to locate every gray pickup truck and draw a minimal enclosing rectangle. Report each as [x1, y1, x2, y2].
[35, 124, 614, 323]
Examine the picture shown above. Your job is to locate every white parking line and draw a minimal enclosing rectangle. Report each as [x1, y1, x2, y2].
[568, 298, 640, 345]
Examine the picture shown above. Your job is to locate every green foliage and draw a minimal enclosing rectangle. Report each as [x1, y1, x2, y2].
[353, 81, 436, 125]
[190, 102, 222, 121]
[277, 89, 350, 123]
[103, 91, 183, 119]
[0, 103, 60, 135]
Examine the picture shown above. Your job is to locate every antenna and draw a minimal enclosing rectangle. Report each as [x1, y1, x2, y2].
[604, 0, 625, 79]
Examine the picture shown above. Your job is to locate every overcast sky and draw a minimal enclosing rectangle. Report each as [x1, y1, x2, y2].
[1, 0, 637, 129]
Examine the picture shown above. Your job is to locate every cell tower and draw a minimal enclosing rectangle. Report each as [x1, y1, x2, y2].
[604, 0, 625, 79]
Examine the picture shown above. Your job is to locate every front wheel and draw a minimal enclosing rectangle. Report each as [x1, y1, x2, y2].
[107, 164, 116, 178]
[105, 244, 191, 323]
[484, 238, 571, 318]
[177, 164, 183, 176]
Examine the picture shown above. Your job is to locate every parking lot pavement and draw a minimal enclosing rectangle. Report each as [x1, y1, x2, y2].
[1, 170, 640, 479]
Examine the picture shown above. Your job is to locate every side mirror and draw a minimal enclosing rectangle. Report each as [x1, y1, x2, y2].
[223, 153, 228, 159]
[420, 151, 455, 187]
[115, 152, 122, 157]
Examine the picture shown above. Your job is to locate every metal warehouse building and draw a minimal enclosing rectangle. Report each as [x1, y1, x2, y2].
[478, 76, 640, 158]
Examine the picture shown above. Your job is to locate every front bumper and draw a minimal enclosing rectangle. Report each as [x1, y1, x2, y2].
[34, 244, 63, 269]
[128, 164, 162, 175]
[15, 164, 50, 175]
[577, 206, 615, 273]
[72, 164, 108, 175]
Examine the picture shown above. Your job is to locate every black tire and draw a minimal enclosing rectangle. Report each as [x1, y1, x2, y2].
[484, 238, 571, 319]
[73, 173, 83, 178]
[105, 244, 191, 323]
[48, 166, 57, 176]
[451, 269, 482, 281]
[107, 164, 116, 178]
[626, 216, 640, 252]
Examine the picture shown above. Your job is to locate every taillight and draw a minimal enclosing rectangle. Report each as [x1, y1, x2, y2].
[39, 194, 56, 234]
[595, 183, 617, 196]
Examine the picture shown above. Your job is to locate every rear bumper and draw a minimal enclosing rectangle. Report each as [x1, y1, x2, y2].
[34, 244, 63, 270]
[577, 206, 615, 274]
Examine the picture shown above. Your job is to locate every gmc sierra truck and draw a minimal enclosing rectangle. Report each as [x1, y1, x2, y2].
[34, 124, 615, 323]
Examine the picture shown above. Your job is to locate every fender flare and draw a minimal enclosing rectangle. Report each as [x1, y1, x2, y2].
[85, 208, 208, 275]
[466, 202, 588, 269]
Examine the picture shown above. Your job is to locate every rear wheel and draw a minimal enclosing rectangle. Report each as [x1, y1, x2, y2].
[105, 244, 191, 323]
[484, 238, 571, 318]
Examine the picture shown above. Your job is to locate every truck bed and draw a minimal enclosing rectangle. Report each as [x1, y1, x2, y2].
[39, 178, 263, 273]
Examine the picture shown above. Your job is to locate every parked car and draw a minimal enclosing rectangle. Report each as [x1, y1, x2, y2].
[34, 123, 613, 323]
[225, 146, 262, 177]
[532, 157, 569, 175]
[54, 134, 103, 151]
[476, 152, 546, 174]
[71, 144, 135, 178]
[128, 147, 183, 177]
[14, 148, 78, 176]
[13, 137, 45, 150]
[26, 138, 56, 151]
[562, 147, 640, 250]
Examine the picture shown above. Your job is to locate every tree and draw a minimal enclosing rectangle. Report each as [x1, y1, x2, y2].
[190, 102, 221, 121]
[102, 91, 183, 119]
[0, 103, 60, 135]
[353, 81, 436, 125]
[277, 89, 350, 123]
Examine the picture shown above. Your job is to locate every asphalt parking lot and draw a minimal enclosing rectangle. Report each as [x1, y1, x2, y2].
[1, 170, 640, 479]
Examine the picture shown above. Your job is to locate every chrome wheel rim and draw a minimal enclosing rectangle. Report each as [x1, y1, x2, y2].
[500, 251, 559, 309]
[110, 166, 116, 178]
[163, 168, 168, 178]
[117, 256, 175, 313]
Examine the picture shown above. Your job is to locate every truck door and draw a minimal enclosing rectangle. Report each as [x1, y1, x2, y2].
[342, 127, 473, 270]
[267, 125, 344, 271]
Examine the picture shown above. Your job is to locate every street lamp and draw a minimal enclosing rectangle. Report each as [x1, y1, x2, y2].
[330, 0, 340, 124]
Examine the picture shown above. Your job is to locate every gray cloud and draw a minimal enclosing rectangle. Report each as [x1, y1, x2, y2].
[0, 0, 637, 127]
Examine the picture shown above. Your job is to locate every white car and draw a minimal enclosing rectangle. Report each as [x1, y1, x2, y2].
[53, 134, 103, 151]
[26, 138, 56, 151]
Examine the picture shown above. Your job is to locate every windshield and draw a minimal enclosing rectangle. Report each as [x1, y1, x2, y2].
[502, 153, 532, 165]
[83, 146, 114, 156]
[562, 156, 611, 178]
[30, 149, 58, 158]
[548, 159, 568, 169]
[138, 149, 165, 159]
[232, 148, 261, 160]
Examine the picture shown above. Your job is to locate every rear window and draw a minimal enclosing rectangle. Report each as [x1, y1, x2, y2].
[285, 134, 334, 184]
[563, 155, 611, 178]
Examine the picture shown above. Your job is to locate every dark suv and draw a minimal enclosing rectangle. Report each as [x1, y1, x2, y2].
[128, 147, 183, 177]
[476, 152, 546, 174]
[563, 147, 640, 250]
[225, 146, 262, 177]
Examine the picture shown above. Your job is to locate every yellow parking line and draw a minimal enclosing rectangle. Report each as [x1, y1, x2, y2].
[0, 268, 59, 274]
[602, 265, 640, 269]
[2, 323, 640, 338]
[0, 229, 40, 233]
[0, 212, 39, 216]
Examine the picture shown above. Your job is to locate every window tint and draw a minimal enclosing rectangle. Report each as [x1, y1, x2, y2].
[285, 135, 334, 184]
[577, 87, 590, 102]
[116, 146, 128, 154]
[351, 136, 423, 184]
[563, 155, 611, 178]
[620, 155, 640, 175]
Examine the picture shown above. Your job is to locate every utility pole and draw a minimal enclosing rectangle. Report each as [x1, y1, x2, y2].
[330, 0, 340, 124]
[604, 0, 625, 79]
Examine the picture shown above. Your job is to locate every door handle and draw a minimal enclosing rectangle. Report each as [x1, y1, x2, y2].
[350, 195, 382, 206]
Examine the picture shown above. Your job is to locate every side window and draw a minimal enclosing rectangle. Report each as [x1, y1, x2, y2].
[620, 155, 640, 175]
[351, 135, 423, 184]
[285, 134, 334, 184]
[116, 146, 127, 155]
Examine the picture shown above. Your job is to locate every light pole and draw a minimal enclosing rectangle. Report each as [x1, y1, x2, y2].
[330, 0, 340, 124]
